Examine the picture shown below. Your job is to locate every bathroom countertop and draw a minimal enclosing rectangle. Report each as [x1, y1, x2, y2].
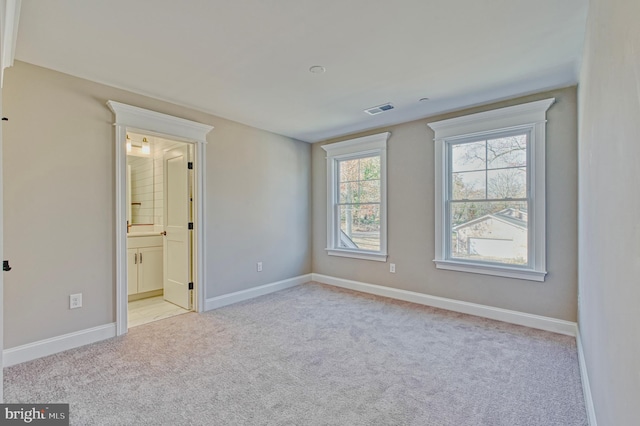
[127, 231, 163, 237]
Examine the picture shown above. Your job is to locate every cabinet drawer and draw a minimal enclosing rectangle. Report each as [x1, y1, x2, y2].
[128, 235, 163, 249]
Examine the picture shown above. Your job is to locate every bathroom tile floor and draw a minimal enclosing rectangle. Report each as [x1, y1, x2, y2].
[128, 296, 191, 328]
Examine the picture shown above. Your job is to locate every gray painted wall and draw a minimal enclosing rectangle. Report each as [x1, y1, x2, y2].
[578, 0, 640, 424]
[312, 87, 578, 321]
[3, 61, 311, 348]
[2, 61, 580, 356]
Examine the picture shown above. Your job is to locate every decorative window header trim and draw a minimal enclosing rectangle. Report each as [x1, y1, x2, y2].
[428, 98, 555, 141]
[321, 132, 390, 156]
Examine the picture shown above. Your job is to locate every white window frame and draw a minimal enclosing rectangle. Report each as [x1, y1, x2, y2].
[428, 98, 554, 282]
[322, 132, 389, 262]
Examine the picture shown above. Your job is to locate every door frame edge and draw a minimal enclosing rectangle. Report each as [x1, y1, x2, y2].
[108, 101, 212, 336]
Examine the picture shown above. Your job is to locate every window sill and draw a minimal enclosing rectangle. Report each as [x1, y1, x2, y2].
[326, 248, 388, 262]
[434, 259, 546, 282]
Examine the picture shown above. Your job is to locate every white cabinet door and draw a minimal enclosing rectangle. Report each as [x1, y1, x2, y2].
[138, 246, 163, 293]
[127, 248, 138, 295]
[128, 236, 163, 296]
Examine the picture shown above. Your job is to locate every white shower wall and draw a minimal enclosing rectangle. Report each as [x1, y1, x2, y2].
[129, 156, 155, 224]
[127, 136, 190, 228]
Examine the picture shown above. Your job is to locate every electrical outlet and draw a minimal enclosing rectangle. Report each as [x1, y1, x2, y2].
[70, 293, 82, 309]
[257, 262, 263, 272]
[390, 263, 396, 273]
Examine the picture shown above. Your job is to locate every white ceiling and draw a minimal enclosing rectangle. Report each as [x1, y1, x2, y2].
[15, 0, 588, 143]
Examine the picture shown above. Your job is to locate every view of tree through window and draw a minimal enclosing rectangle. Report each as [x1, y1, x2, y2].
[449, 133, 529, 265]
[338, 155, 381, 251]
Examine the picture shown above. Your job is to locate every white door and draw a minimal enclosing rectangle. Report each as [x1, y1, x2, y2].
[163, 145, 191, 309]
[0, 73, 4, 402]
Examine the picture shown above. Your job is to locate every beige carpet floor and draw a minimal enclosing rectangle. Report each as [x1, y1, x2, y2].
[4, 282, 587, 425]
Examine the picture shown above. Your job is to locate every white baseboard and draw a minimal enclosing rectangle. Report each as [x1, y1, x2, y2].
[576, 329, 598, 425]
[205, 274, 311, 311]
[312, 273, 577, 336]
[3, 323, 117, 367]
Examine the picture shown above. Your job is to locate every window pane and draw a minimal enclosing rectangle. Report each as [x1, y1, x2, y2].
[339, 181, 380, 204]
[450, 201, 528, 265]
[452, 141, 486, 172]
[358, 180, 380, 203]
[339, 182, 358, 203]
[487, 135, 527, 169]
[339, 204, 380, 251]
[487, 168, 526, 199]
[339, 159, 359, 183]
[452, 171, 486, 200]
[339, 155, 381, 205]
[358, 156, 380, 181]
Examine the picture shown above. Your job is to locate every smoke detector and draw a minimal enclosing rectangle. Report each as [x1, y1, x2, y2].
[364, 103, 395, 115]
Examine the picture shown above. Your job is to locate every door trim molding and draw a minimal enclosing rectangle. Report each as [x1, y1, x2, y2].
[0, 0, 22, 87]
[107, 101, 213, 336]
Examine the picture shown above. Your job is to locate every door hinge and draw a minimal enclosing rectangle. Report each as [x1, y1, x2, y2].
[188, 222, 194, 230]
[3, 260, 11, 271]
[188, 282, 194, 290]
[188, 162, 193, 169]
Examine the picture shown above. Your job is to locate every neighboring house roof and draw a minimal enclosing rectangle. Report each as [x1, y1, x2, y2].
[453, 208, 527, 231]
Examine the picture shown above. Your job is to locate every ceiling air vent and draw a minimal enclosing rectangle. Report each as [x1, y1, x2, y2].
[364, 103, 395, 115]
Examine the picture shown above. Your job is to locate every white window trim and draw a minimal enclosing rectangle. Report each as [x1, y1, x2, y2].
[427, 98, 555, 282]
[322, 132, 390, 262]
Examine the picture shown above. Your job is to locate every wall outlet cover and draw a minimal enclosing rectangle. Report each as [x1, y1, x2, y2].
[70, 293, 82, 309]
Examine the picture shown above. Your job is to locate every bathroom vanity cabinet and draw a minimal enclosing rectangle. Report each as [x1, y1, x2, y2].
[127, 235, 163, 296]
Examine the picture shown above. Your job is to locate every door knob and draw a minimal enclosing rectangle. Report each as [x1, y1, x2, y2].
[3, 260, 11, 271]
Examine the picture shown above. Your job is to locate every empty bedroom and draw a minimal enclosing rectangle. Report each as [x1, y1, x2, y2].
[0, 0, 638, 425]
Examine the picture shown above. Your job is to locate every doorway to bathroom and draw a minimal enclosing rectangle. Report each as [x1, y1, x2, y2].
[108, 100, 213, 336]
[126, 132, 194, 327]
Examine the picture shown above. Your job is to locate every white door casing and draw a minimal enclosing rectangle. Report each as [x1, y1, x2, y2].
[1, 0, 23, 395]
[0, 45, 3, 402]
[107, 101, 212, 336]
[163, 145, 191, 309]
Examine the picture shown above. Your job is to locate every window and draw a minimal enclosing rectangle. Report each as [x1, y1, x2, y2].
[322, 132, 389, 261]
[428, 99, 554, 281]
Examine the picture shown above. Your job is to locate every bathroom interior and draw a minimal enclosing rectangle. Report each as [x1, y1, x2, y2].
[126, 131, 194, 327]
